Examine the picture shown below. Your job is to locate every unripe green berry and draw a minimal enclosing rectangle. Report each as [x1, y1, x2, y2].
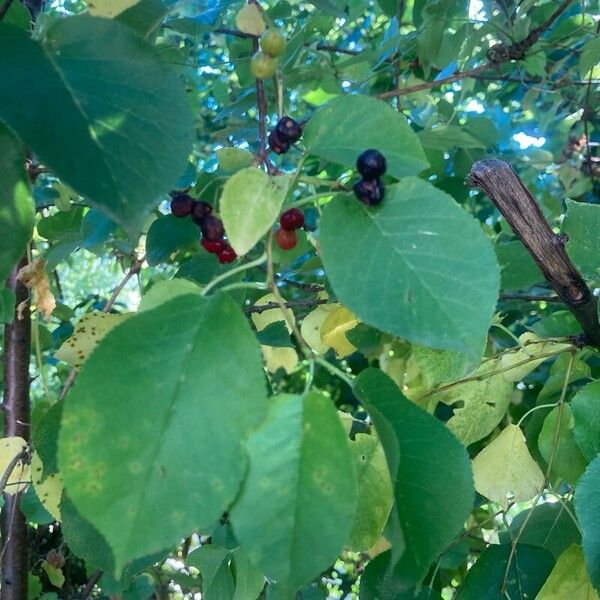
[260, 29, 287, 57]
[250, 51, 278, 79]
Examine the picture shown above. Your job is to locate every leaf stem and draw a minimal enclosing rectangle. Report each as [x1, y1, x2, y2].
[201, 252, 267, 297]
[313, 356, 354, 387]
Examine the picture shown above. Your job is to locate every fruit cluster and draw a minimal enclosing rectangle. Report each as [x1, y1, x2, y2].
[251, 29, 287, 80]
[353, 149, 387, 206]
[274, 208, 304, 250]
[268, 116, 302, 155]
[170, 192, 237, 264]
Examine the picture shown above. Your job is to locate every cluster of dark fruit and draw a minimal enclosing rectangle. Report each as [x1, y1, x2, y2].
[170, 192, 237, 264]
[353, 149, 387, 206]
[275, 208, 304, 250]
[268, 116, 303, 155]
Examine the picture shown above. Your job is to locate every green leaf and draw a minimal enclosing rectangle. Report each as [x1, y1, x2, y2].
[495, 240, 543, 291]
[538, 404, 587, 485]
[319, 181, 499, 360]
[455, 544, 554, 599]
[116, 0, 167, 38]
[0, 18, 193, 235]
[575, 454, 600, 589]
[230, 547, 265, 600]
[216, 148, 254, 172]
[37, 207, 84, 241]
[32, 400, 63, 479]
[220, 168, 292, 256]
[0, 123, 34, 283]
[580, 36, 600, 78]
[434, 358, 513, 446]
[0, 288, 16, 324]
[230, 392, 357, 595]
[359, 550, 443, 600]
[187, 546, 235, 600]
[354, 368, 474, 588]
[146, 215, 199, 266]
[58, 293, 267, 575]
[508, 502, 581, 560]
[138, 279, 202, 312]
[418, 125, 486, 150]
[255, 321, 293, 348]
[537, 544, 599, 600]
[347, 432, 393, 551]
[303, 95, 429, 178]
[572, 379, 600, 461]
[4, 0, 30, 29]
[564, 199, 600, 279]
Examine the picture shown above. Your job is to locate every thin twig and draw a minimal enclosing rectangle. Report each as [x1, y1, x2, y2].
[377, 0, 573, 100]
[498, 292, 560, 302]
[0, 449, 28, 496]
[244, 298, 328, 314]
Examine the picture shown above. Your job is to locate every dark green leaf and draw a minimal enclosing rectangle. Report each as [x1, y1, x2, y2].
[572, 379, 600, 461]
[354, 368, 474, 588]
[0, 18, 194, 234]
[146, 215, 200, 265]
[255, 321, 293, 348]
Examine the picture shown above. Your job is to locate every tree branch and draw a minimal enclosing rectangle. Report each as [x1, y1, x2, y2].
[1, 257, 31, 600]
[377, 0, 573, 100]
[468, 159, 600, 347]
[244, 298, 328, 315]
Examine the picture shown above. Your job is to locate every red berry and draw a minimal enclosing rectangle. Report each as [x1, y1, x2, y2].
[276, 117, 302, 143]
[356, 149, 387, 179]
[275, 227, 297, 250]
[279, 208, 304, 231]
[191, 201, 213, 225]
[353, 178, 385, 206]
[170, 193, 194, 217]
[218, 245, 237, 264]
[268, 129, 290, 155]
[200, 215, 225, 241]
[201, 238, 226, 254]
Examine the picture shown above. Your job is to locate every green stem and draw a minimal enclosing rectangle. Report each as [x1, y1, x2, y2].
[201, 253, 267, 297]
[313, 356, 354, 387]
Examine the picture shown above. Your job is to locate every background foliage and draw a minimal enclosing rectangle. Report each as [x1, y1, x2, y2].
[1, 0, 600, 598]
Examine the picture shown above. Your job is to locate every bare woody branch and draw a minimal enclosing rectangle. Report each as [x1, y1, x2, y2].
[468, 159, 600, 348]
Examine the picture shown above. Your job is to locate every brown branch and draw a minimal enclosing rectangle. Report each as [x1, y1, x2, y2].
[377, 0, 573, 100]
[468, 159, 600, 347]
[0, 450, 28, 496]
[244, 298, 328, 315]
[1, 257, 31, 600]
[472, 74, 600, 87]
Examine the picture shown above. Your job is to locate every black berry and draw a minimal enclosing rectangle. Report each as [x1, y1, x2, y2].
[170, 192, 194, 217]
[279, 208, 304, 231]
[353, 178, 385, 206]
[276, 117, 302, 143]
[191, 200, 213, 225]
[200, 215, 225, 242]
[275, 228, 297, 250]
[356, 149, 387, 179]
[218, 245, 237, 264]
[268, 129, 290, 155]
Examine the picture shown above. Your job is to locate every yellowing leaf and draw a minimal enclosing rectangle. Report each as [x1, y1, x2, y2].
[41, 560, 65, 588]
[55, 311, 131, 368]
[0, 436, 30, 494]
[251, 294, 298, 373]
[17, 258, 56, 320]
[435, 359, 513, 446]
[300, 302, 338, 355]
[500, 333, 571, 382]
[31, 452, 62, 521]
[472, 424, 543, 509]
[220, 168, 292, 256]
[536, 544, 599, 600]
[321, 306, 358, 358]
[86, 0, 140, 17]
[235, 3, 265, 35]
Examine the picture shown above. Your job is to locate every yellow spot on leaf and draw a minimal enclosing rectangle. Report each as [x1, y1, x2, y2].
[321, 306, 359, 358]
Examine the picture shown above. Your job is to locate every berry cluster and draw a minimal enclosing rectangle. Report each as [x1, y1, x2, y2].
[170, 192, 237, 264]
[250, 29, 287, 80]
[353, 149, 387, 206]
[268, 116, 302, 155]
[274, 208, 304, 250]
